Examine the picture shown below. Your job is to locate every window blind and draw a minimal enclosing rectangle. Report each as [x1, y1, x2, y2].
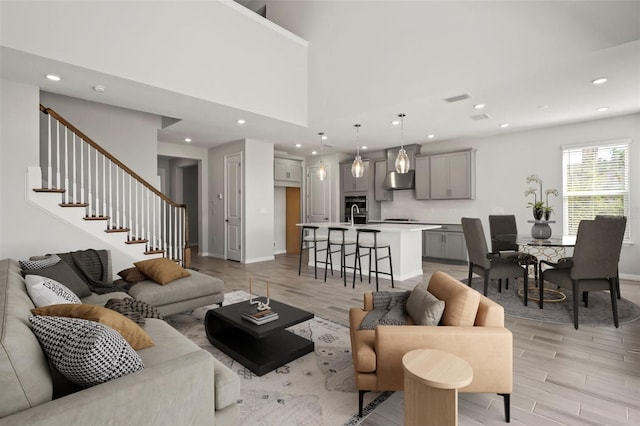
[562, 141, 630, 239]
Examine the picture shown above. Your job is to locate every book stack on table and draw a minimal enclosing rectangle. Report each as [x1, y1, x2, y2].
[241, 309, 279, 325]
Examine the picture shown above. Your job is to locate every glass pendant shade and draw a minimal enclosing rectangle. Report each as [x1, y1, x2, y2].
[396, 148, 410, 174]
[318, 161, 327, 181]
[351, 155, 364, 178]
[395, 113, 410, 174]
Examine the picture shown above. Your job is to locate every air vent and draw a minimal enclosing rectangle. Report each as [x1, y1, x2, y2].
[470, 114, 490, 121]
[444, 93, 472, 103]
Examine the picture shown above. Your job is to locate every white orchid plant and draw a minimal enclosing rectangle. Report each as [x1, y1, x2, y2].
[525, 174, 558, 215]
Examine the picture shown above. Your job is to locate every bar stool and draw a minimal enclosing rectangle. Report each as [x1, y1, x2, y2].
[324, 227, 357, 286]
[298, 225, 328, 279]
[352, 228, 394, 291]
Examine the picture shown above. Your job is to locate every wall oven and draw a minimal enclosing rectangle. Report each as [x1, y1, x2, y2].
[345, 196, 368, 224]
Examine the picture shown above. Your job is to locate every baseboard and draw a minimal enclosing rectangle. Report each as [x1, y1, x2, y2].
[620, 273, 640, 282]
[244, 255, 275, 264]
[273, 249, 287, 255]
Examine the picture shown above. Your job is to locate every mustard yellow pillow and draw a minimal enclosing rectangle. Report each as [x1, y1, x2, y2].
[31, 304, 154, 350]
[133, 258, 191, 285]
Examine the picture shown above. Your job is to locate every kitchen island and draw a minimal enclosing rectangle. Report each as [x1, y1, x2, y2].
[297, 222, 440, 281]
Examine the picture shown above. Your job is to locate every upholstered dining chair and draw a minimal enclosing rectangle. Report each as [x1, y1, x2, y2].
[595, 215, 626, 299]
[462, 217, 530, 305]
[540, 219, 626, 329]
[488, 215, 539, 285]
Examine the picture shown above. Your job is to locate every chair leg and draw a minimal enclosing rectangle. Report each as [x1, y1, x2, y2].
[498, 278, 502, 293]
[298, 239, 304, 276]
[572, 281, 580, 329]
[352, 245, 359, 289]
[373, 246, 379, 292]
[615, 271, 621, 299]
[358, 390, 368, 417]
[499, 393, 511, 423]
[483, 274, 489, 296]
[610, 279, 620, 328]
[583, 291, 589, 307]
[523, 271, 528, 307]
[388, 246, 394, 288]
[324, 242, 330, 282]
[539, 269, 544, 309]
[467, 264, 473, 287]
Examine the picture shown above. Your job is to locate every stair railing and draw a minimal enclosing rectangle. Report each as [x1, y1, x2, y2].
[38, 105, 188, 265]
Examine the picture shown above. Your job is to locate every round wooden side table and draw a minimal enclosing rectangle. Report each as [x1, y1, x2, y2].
[402, 349, 473, 426]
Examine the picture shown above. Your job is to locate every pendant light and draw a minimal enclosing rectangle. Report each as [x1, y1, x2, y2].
[318, 132, 327, 181]
[395, 113, 410, 174]
[351, 124, 364, 178]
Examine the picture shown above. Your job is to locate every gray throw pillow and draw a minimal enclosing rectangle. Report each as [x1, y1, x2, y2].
[379, 291, 411, 325]
[406, 284, 445, 326]
[26, 261, 92, 298]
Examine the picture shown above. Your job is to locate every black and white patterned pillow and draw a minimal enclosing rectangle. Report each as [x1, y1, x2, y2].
[25, 275, 82, 307]
[19, 254, 61, 271]
[29, 316, 144, 388]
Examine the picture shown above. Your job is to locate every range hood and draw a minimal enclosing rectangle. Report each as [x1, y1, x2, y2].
[383, 170, 415, 190]
[383, 144, 420, 190]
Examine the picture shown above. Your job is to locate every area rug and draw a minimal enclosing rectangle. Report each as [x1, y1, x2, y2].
[464, 277, 640, 326]
[165, 291, 390, 426]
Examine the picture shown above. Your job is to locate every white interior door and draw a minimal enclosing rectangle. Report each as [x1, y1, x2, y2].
[307, 165, 330, 222]
[225, 153, 242, 261]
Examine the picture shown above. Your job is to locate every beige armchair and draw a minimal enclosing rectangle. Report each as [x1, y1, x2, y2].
[349, 271, 513, 422]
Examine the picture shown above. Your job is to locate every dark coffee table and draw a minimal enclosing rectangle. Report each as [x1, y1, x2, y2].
[204, 298, 314, 376]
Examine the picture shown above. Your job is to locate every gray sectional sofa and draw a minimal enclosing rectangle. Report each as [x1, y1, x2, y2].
[0, 258, 240, 425]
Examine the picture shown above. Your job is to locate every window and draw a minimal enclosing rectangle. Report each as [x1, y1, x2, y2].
[562, 140, 630, 239]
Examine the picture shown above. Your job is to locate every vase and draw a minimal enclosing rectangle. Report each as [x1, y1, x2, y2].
[544, 210, 551, 221]
[531, 222, 552, 239]
[533, 207, 544, 220]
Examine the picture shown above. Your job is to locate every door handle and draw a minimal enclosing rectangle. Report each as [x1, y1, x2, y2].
[225, 219, 229, 222]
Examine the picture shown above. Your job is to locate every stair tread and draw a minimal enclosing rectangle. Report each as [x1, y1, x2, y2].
[33, 188, 65, 193]
[144, 249, 165, 255]
[126, 239, 148, 244]
[60, 202, 89, 207]
[83, 215, 110, 220]
[105, 227, 130, 233]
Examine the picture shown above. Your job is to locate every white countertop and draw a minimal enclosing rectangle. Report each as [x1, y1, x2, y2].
[297, 222, 441, 232]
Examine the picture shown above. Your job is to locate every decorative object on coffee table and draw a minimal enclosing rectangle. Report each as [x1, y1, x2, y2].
[248, 277, 271, 311]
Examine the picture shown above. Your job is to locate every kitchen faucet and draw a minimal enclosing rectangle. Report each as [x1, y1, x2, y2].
[350, 204, 360, 226]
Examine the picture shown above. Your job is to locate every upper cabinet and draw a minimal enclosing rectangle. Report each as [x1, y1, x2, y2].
[414, 155, 430, 200]
[274, 157, 302, 187]
[430, 150, 475, 199]
[341, 161, 369, 193]
[374, 160, 393, 201]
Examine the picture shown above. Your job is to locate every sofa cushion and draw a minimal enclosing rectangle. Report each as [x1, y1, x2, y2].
[427, 271, 481, 326]
[24, 260, 92, 298]
[31, 304, 154, 350]
[29, 315, 144, 388]
[406, 284, 445, 326]
[128, 270, 224, 307]
[117, 267, 148, 283]
[24, 274, 82, 307]
[133, 258, 190, 285]
[19, 254, 61, 271]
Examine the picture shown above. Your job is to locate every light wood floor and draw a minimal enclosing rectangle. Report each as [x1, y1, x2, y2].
[190, 253, 640, 425]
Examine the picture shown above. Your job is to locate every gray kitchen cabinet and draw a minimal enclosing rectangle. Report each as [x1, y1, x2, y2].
[342, 161, 369, 193]
[414, 155, 430, 200]
[374, 160, 393, 201]
[423, 224, 467, 262]
[274, 158, 302, 186]
[429, 150, 475, 199]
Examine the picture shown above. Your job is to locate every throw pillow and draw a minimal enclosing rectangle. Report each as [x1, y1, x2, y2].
[117, 267, 148, 283]
[379, 291, 411, 325]
[29, 315, 144, 388]
[25, 275, 82, 307]
[359, 291, 411, 330]
[133, 258, 190, 285]
[31, 304, 154, 350]
[406, 283, 445, 326]
[19, 254, 61, 271]
[25, 261, 92, 298]
[104, 297, 163, 325]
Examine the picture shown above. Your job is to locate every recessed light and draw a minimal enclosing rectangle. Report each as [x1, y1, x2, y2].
[537, 105, 549, 110]
[592, 77, 608, 85]
[596, 106, 609, 112]
[474, 104, 486, 109]
[184, 138, 192, 143]
[45, 74, 61, 81]
[361, 146, 368, 150]
[311, 151, 317, 155]
[321, 135, 328, 140]
[236, 119, 246, 124]
[499, 123, 510, 128]
[427, 134, 435, 139]
[295, 143, 302, 148]
[93, 85, 105, 92]
[391, 120, 400, 125]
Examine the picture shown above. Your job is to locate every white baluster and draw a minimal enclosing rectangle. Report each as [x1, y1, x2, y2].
[72, 134, 77, 203]
[55, 120, 60, 189]
[108, 160, 113, 228]
[128, 174, 132, 239]
[87, 146, 92, 217]
[80, 139, 85, 204]
[94, 147, 99, 217]
[63, 127, 69, 203]
[102, 155, 106, 218]
[47, 114, 52, 189]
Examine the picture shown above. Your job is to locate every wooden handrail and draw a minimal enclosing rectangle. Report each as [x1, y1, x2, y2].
[40, 104, 185, 209]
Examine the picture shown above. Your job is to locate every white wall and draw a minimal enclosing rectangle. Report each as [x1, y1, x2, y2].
[274, 187, 287, 254]
[380, 113, 640, 278]
[0, 80, 140, 273]
[2, 1, 308, 126]
[244, 139, 275, 263]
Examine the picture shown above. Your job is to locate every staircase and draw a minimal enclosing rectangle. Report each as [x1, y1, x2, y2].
[28, 105, 188, 265]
